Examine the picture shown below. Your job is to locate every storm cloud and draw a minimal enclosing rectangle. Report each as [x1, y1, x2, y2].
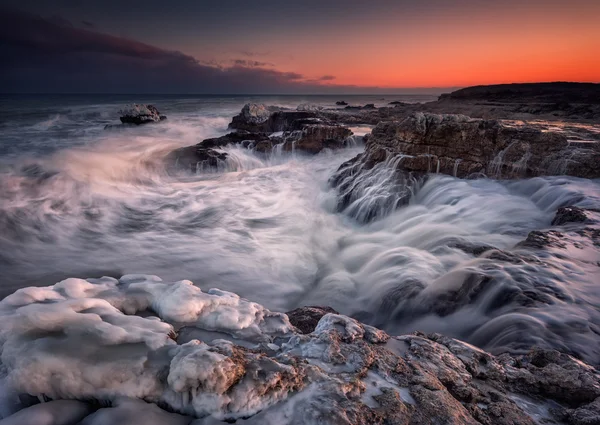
[0, 8, 339, 94]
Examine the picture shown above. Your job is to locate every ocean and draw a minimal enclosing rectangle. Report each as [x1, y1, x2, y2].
[0, 93, 599, 363]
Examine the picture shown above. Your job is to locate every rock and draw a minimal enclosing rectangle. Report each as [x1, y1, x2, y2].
[2, 274, 600, 424]
[119, 104, 166, 125]
[165, 144, 229, 173]
[297, 104, 324, 111]
[286, 306, 339, 334]
[439, 82, 600, 104]
[335, 101, 348, 106]
[517, 230, 567, 249]
[332, 113, 599, 192]
[289, 124, 352, 154]
[388, 101, 406, 105]
[237, 103, 271, 125]
[229, 104, 320, 133]
[552, 206, 589, 226]
[344, 103, 377, 110]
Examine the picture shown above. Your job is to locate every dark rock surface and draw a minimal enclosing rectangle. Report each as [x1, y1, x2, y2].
[552, 206, 591, 226]
[119, 104, 166, 125]
[286, 305, 339, 334]
[168, 104, 353, 172]
[333, 112, 599, 181]
[335, 101, 348, 106]
[3, 271, 600, 424]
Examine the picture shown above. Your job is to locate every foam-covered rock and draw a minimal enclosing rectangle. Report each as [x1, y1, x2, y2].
[2, 276, 600, 424]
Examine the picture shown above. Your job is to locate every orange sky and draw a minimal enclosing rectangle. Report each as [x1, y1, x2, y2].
[183, 0, 600, 88]
[5, 0, 600, 91]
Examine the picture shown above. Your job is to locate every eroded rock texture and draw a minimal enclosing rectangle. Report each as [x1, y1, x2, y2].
[1, 275, 600, 424]
[353, 113, 599, 179]
[166, 104, 352, 172]
[119, 104, 167, 125]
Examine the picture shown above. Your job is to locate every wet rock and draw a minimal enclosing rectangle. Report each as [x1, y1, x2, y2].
[338, 112, 599, 180]
[2, 275, 600, 424]
[517, 230, 567, 249]
[230, 103, 271, 129]
[165, 145, 228, 173]
[289, 124, 352, 154]
[286, 306, 339, 334]
[335, 101, 348, 106]
[229, 104, 318, 133]
[344, 103, 376, 110]
[119, 104, 166, 125]
[553, 206, 589, 226]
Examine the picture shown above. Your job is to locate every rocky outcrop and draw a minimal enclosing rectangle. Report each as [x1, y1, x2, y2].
[2, 274, 600, 424]
[286, 305, 339, 334]
[167, 105, 353, 172]
[335, 101, 348, 106]
[119, 104, 166, 124]
[345, 103, 376, 110]
[330, 114, 599, 209]
[439, 82, 600, 104]
[552, 206, 592, 226]
[360, 113, 599, 179]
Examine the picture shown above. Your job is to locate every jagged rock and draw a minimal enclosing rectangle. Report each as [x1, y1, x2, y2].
[166, 104, 353, 172]
[335, 101, 348, 106]
[329, 113, 599, 214]
[233, 103, 271, 128]
[119, 104, 166, 125]
[229, 104, 318, 133]
[2, 275, 600, 424]
[518, 230, 567, 249]
[553, 206, 590, 226]
[286, 306, 339, 334]
[344, 103, 376, 110]
[165, 145, 228, 173]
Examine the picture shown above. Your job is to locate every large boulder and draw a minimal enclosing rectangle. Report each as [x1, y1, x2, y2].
[167, 104, 353, 173]
[229, 104, 320, 133]
[119, 104, 166, 124]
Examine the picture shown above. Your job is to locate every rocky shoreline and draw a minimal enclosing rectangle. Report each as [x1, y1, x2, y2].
[1, 171, 598, 424]
[164, 83, 600, 182]
[3, 84, 597, 424]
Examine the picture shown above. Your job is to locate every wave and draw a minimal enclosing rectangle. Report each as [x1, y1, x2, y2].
[0, 104, 600, 367]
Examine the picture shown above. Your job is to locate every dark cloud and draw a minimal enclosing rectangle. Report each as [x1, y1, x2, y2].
[232, 59, 275, 68]
[0, 7, 447, 94]
[81, 20, 95, 28]
[0, 8, 340, 94]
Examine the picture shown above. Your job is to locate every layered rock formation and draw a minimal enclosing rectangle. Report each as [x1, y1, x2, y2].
[167, 104, 352, 172]
[119, 104, 166, 125]
[330, 113, 600, 220]
[1, 274, 600, 424]
[352, 113, 598, 179]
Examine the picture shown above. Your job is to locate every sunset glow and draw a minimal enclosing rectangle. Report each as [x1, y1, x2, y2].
[1, 0, 599, 92]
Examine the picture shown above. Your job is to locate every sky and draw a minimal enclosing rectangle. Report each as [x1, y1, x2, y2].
[1, 0, 599, 94]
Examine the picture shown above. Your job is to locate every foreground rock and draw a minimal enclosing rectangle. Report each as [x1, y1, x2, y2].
[119, 104, 166, 124]
[1, 275, 600, 424]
